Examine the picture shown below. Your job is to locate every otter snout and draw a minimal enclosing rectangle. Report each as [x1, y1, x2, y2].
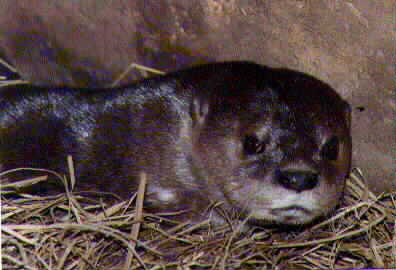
[275, 168, 319, 192]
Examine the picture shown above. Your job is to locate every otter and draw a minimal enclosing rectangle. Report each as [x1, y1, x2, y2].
[0, 61, 352, 226]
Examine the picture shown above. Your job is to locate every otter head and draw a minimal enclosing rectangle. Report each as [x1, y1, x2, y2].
[190, 66, 352, 225]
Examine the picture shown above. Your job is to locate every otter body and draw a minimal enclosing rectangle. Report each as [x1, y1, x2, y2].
[0, 62, 352, 225]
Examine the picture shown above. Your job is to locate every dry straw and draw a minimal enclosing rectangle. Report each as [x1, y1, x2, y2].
[1, 165, 395, 269]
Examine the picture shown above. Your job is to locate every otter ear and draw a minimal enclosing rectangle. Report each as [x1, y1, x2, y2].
[191, 95, 210, 127]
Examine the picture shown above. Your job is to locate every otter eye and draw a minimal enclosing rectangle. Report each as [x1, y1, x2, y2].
[321, 136, 339, 161]
[243, 135, 265, 155]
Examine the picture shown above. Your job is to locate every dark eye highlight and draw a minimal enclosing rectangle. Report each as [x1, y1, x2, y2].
[321, 136, 339, 161]
[243, 135, 265, 155]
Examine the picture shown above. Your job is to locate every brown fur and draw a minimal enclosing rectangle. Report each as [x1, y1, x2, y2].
[0, 62, 352, 225]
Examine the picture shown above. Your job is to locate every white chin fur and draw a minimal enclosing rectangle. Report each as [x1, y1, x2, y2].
[247, 191, 325, 224]
[249, 208, 315, 225]
[270, 192, 317, 211]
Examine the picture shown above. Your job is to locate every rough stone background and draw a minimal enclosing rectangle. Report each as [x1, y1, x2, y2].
[0, 0, 394, 193]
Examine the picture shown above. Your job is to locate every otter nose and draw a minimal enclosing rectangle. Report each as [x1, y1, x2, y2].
[276, 169, 319, 192]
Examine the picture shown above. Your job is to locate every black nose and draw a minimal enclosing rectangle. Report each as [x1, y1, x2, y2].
[276, 169, 319, 192]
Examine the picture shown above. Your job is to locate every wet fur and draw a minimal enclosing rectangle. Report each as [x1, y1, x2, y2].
[0, 62, 352, 225]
